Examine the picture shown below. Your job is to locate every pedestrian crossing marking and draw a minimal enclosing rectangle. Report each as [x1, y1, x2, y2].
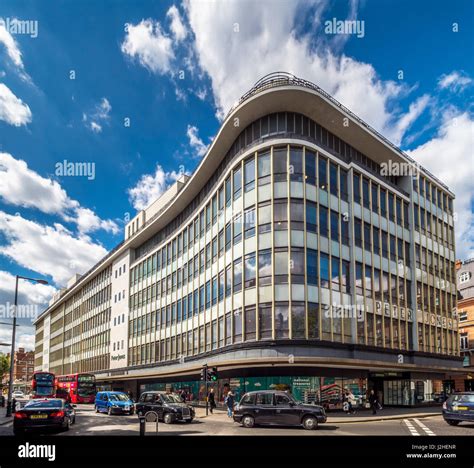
[413, 418, 436, 436]
[403, 419, 420, 436]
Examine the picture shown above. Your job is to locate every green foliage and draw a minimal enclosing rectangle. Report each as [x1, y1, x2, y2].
[0, 354, 10, 387]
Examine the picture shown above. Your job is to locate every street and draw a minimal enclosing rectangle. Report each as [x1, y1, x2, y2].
[1, 405, 473, 436]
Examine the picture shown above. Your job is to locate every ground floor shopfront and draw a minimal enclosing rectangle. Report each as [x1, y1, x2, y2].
[99, 367, 452, 410]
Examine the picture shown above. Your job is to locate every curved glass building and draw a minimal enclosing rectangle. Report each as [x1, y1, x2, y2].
[35, 73, 462, 407]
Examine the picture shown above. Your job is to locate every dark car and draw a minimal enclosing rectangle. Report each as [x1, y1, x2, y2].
[13, 398, 76, 435]
[442, 392, 474, 425]
[136, 391, 195, 424]
[233, 390, 327, 430]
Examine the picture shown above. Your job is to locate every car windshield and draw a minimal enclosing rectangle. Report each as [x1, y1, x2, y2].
[109, 394, 129, 402]
[161, 394, 182, 404]
[26, 400, 62, 408]
[452, 394, 474, 403]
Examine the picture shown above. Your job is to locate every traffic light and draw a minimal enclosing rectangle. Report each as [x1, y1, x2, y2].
[209, 367, 218, 381]
[200, 365, 208, 381]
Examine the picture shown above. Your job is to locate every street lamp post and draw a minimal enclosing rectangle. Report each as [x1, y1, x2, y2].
[5, 275, 48, 417]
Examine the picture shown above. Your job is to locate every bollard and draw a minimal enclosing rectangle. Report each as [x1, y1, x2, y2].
[138, 411, 159, 436]
[139, 415, 146, 436]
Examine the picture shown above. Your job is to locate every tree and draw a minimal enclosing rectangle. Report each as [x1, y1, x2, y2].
[0, 353, 10, 390]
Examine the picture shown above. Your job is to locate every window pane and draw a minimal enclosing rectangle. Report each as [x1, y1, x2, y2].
[307, 249, 318, 285]
[275, 304, 289, 338]
[305, 149, 316, 185]
[320, 253, 330, 288]
[306, 201, 317, 232]
[233, 167, 242, 201]
[258, 249, 272, 286]
[244, 252, 256, 288]
[318, 156, 327, 190]
[233, 258, 242, 292]
[244, 306, 256, 341]
[258, 304, 272, 339]
[292, 304, 305, 338]
[273, 147, 287, 181]
[244, 207, 256, 239]
[244, 158, 255, 192]
[290, 147, 303, 181]
[258, 151, 271, 185]
[274, 200, 288, 230]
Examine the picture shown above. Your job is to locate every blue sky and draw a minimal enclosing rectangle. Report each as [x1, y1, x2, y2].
[0, 0, 473, 349]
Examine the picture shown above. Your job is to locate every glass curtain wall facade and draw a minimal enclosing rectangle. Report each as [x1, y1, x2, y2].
[34, 77, 459, 407]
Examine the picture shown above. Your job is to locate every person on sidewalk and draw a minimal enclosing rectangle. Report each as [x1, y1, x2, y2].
[225, 391, 234, 418]
[368, 389, 378, 415]
[344, 390, 356, 414]
[208, 388, 216, 414]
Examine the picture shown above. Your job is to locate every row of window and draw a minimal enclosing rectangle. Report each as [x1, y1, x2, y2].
[133, 111, 401, 260]
[82, 308, 111, 333]
[413, 176, 453, 214]
[354, 219, 410, 262]
[129, 300, 352, 365]
[130, 199, 352, 291]
[353, 172, 409, 228]
[414, 205, 455, 248]
[418, 324, 458, 355]
[416, 281, 456, 315]
[129, 247, 351, 318]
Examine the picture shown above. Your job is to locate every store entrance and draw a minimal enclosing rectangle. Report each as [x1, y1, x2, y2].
[464, 379, 474, 392]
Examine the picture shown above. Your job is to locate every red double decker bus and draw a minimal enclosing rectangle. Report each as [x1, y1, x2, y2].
[56, 373, 96, 403]
[31, 371, 56, 399]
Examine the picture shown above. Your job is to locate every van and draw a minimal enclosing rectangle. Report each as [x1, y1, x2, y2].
[95, 391, 135, 415]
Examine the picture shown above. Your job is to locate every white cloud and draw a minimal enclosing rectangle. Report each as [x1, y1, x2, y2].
[0, 152, 73, 213]
[186, 124, 208, 158]
[438, 71, 473, 92]
[167, 5, 188, 42]
[0, 211, 109, 285]
[0, 23, 23, 68]
[183, 0, 424, 145]
[0, 270, 56, 307]
[0, 22, 30, 82]
[128, 164, 187, 211]
[121, 19, 175, 74]
[0, 152, 119, 234]
[0, 325, 36, 351]
[407, 111, 474, 260]
[70, 207, 119, 234]
[389, 94, 431, 146]
[0, 83, 32, 126]
[83, 97, 112, 133]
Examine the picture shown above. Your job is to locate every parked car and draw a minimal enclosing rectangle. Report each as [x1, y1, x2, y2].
[136, 391, 195, 424]
[13, 398, 76, 435]
[233, 390, 327, 430]
[95, 391, 135, 415]
[442, 392, 474, 425]
[12, 390, 25, 399]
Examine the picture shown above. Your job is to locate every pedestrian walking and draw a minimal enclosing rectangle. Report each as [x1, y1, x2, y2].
[368, 389, 378, 415]
[208, 388, 216, 414]
[225, 391, 234, 418]
[343, 390, 356, 414]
